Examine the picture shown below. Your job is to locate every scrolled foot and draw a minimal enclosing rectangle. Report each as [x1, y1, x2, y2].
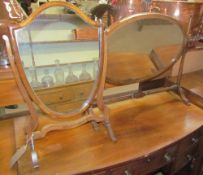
[31, 150, 39, 169]
[29, 135, 39, 169]
[104, 120, 117, 142]
[178, 87, 190, 105]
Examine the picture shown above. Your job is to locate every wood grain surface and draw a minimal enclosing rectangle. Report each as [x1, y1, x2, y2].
[0, 119, 17, 175]
[15, 92, 203, 175]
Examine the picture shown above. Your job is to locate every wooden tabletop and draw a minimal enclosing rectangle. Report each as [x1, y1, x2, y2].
[106, 45, 180, 84]
[106, 52, 156, 83]
[15, 92, 203, 175]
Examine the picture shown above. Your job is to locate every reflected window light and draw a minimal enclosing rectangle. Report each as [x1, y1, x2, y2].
[174, 8, 180, 17]
[129, 0, 134, 5]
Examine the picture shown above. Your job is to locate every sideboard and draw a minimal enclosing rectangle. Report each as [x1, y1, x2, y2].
[13, 92, 203, 175]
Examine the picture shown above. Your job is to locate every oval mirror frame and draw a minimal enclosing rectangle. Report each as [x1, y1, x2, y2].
[8, 2, 104, 119]
[105, 13, 188, 86]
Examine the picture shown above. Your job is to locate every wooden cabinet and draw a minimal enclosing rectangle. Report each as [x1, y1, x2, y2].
[110, 146, 176, 175]
[79, 128, 203, 175]
[35, 81, 93, 112]
[15, 92, 203, 175]
[172, 130, 202, 175]
[0, 67, 23, 107]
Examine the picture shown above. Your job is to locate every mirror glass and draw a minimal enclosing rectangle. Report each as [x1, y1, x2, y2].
[14, 6, 99, 113]
[106, 17, 185, 85]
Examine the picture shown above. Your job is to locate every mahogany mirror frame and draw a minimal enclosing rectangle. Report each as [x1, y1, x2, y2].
[104, 13, 188, 86]
[4, 2, 117, 168]
[7, 1, 106, 119]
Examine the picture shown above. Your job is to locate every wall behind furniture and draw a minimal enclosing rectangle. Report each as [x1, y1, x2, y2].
[172, 50, 203, 76]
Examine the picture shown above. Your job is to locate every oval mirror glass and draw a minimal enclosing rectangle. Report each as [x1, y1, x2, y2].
[14, 5, 100, 114]
[106, 14, 186, 85]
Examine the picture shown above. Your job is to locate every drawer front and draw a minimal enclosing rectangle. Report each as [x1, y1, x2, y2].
[173, 147, 197, 173]
[172, 130, 201, 173]
[54, 100, 84, 113]
[178, 130, 200, 154]
[74, 82, 93, 100]
[36, 82, 93, 105]
[111, 162, 134, 175]
[111, 145, 177, 175]
[36, 87, 74, 105]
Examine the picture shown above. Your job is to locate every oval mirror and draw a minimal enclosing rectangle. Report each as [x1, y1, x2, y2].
[12, 3, 102, 117]
[105, 13, 186, 85]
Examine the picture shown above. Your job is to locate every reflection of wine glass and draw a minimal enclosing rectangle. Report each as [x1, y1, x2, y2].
[65, 63, 79, 83]
[54, 59, 64, 85]
[41, 69, 54, 88]
[29, 67, 41, 88]
[79, 63, 91, 81]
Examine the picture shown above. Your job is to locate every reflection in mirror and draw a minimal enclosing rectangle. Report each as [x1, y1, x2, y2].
[106, 17, 184, 85]
[14, 6, 99, 113]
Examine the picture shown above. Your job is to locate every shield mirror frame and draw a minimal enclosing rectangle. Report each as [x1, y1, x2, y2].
[105, 13, 188, 86]
[8, 2, 105, 119]
[4, 2, 116, 168]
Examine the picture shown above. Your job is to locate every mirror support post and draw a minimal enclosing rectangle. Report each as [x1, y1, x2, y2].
[96, 20, 116, 142]
[175, 48, 190, 105]
[3, 34, 40, 168]
[7, 2, 117, 168]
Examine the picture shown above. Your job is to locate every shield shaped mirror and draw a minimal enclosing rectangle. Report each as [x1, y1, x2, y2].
[12, 3, 101, 116]
[105, 14, 186, 86]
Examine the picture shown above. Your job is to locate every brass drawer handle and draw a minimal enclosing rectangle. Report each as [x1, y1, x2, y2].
[191, 137, 199, 144]
[124, 170, 132, 175]
[187, 154, 193, 161]
[164, 153, 172, 163]
[146, 157, 151, 163]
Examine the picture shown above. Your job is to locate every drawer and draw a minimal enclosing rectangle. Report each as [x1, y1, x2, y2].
[173, 146, 197, 173]
[53, 100, 85, 113]
[35, 82, 94, 105]
[36, 87, 75, 105]
[111, 145, 177, 175]
[74, 82, 94, 100]
[110, 162, 135, 175]
[171, 130, 201, 173]
[178, 131, 200, 154]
